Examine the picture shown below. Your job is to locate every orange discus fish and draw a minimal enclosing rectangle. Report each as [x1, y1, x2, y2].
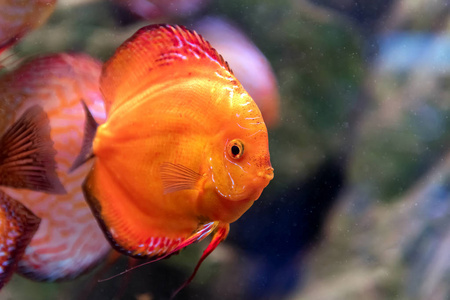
[75, 24, 274, 291]
[0, 0, 56, 54]
[0, 53, 111, 281]
[0, 104, 65, 288]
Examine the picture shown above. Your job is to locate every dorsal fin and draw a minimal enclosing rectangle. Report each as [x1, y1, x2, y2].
[69, 100, 98, 172]
[100, 24, 233, 114]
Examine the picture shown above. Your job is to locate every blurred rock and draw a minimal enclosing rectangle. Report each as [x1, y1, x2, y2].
[349, 30, 450, 200]
[291, 152, 450, 300]
[381, 0, 450, 32]
[309, 0, 395, 32]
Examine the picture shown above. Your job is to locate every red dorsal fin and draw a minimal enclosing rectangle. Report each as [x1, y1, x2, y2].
[0, 105, 66, 194]
[100, 24, 233, 114]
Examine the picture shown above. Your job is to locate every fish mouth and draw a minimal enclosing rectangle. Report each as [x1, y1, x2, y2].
[216, 167, 274, 202]
[244, 167, 274, 201]
[258, 167, 274, 181]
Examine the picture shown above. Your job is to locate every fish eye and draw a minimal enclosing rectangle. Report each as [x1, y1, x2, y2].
[227, 139, 244, 159]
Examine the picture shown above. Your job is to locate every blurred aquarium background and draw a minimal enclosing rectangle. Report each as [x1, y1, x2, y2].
[2, 0, 450, 299]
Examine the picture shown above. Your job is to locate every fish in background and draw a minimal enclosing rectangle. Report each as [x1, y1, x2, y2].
[112, 0, 208, 20]
[0, 0, 56, 54]
[0, 105, 65, 288]
[148, 0, 208, 17]
[72, 24, 274, 294]
[194, 17, 281, 128]
[0, 53, 111, 282]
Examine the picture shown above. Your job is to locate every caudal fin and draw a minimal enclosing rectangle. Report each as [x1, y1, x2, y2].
[69, 100, 98, 172]
[0, 105, 66, 194]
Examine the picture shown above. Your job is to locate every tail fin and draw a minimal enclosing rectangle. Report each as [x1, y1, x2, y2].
[69, 100, 98, 172]
[0, 105, 66, 194]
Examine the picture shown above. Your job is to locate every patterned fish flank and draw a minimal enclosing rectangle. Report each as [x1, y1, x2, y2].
[0, 53, 111, 281]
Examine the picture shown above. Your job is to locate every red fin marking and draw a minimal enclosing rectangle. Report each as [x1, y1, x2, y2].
[0, 190, 40, 289]
[171, 224, 230, 299]
[140, 24, 233, 72]
[0, 105, 66, 194]
[101, 24, 233, 114]
[97, 222, 219, 283]
[168, 222, 219, 254]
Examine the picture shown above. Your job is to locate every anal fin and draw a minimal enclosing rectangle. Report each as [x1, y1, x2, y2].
[171, 224, 230, 299]
[0, 105, 66, 194]
[95, 222, 221, 283]
[0, 32, 24, 56]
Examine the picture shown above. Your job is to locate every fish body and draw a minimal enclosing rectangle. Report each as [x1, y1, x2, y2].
[79, 24, 273, 288]
[0, 53, 111, 281]
[0, 0, 56, 53]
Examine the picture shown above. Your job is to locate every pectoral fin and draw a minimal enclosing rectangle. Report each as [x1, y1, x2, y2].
[160, 162, 204, 194]
[0, 105, 65, 194]
[82, 159, 215, 259]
